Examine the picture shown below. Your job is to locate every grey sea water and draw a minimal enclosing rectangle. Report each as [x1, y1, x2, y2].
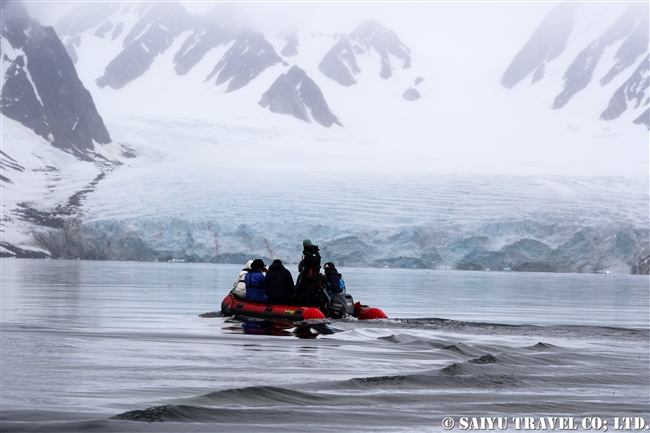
[1, 259, 648, 432]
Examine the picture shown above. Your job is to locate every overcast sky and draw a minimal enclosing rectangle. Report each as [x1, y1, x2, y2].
[23, 1, 555, 52]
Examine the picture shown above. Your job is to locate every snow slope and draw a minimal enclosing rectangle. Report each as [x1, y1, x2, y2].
[0, 117, 125, 256]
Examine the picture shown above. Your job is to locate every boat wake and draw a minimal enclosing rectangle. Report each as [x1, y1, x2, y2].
[101, 322, 649, 432]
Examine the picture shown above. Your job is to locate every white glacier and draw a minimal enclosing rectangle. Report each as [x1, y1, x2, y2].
[5, 114, 641, 274]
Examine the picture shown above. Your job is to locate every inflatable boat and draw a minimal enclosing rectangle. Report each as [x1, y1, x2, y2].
[220, 292, 387, 322]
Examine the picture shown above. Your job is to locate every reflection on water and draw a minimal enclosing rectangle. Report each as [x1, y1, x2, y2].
[2, 259, 648, 329]
[2, 259, 228, 331]
[223, 317, 336, 338]
[343, 267, 649, 327]
[2, 259, 650, 328]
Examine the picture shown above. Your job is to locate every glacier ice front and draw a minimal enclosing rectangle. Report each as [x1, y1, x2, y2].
[45, 167, 650, 274]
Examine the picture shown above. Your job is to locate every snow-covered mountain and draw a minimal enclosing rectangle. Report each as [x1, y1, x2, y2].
[318, 19, 411, 86]
[259, 65, 341, 127]
[49, 2, 424, 125]
[1, 1, 648, 274]
[29, 1, 647, 133]
[503, 2, 648, 127]
[0, 1, 116, 161]
[0, 1, 128, 256]
[25, 0, 643, 140]
[95, 3, 195, 90]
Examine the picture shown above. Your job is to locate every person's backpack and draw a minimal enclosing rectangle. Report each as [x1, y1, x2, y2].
[302, 245, 321, 275]
[232, 267, 250, 299]
[338, 275, 346, 293]
[327, 273, 346, 295]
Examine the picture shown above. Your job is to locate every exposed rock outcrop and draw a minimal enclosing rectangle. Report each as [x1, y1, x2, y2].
[96, 2, 194, 89]
[403, 87, 421, 101]
[1, 1, 112, 161]
[632, 254, 650, 275]
[318, 37, 360, 86]
[206, 30, 283, 92]
[174, 20, 229, 75]
[319, 20, 411, 86]
[599, 10, 649, 86]
[54, 2, 118, 63]
[632, 108, 649, 128]
[259, 65, 342, 127]
[553, 4, 648, 109]
[280, 32, 299, 57]
[501, 3, 576, 89]
[259, 73, 310, 123]
[600, 55, 649, 122]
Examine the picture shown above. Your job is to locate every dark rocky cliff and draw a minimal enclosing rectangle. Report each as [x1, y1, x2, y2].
[319, 37, 360, 86]
[205, 30, 283, 92]
[280, 32, 299, 57]
[96, 2, 194, 89]
[553, 4, 648, 110]
[600, 55, 649, 125]
[1, 1, 111, 161]
[501, 3, 576, 88]
[502, 3, 648, 129]
[319, 20, 411, 86]
[174, 20, 229, 75]
[259, 65, 342, 127]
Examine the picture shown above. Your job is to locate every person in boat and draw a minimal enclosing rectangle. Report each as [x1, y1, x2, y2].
[323, 262, 345, 298]
[244, 259, 268, 302]
[232, 259, 253, 299]
[295, 239, 322, 307]
[265, 259, 295, 304]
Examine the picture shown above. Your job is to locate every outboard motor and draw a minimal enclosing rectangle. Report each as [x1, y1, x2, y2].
[329, 293, 354, 319]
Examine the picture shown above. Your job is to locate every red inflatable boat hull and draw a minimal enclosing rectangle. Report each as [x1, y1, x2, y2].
[355, 306, 388, 320]
[220, 293, 387, 321]
[221, 294, 325, 321]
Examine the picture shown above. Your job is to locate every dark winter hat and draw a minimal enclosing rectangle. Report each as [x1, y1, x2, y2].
[272, 259, 282, 265]
[323, 262, 335, 271]
[302, 239, 312, 246]
[251, 259, 265, 270]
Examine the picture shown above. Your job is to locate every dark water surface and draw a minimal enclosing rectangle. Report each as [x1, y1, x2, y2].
[2, 259, 648, 432]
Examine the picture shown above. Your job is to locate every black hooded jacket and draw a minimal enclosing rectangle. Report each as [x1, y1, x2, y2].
[299, 245, 321, 276]
[265, 261, 295, 304]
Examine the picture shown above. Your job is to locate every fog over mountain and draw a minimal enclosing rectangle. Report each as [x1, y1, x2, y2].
[1, 1, 648, 274]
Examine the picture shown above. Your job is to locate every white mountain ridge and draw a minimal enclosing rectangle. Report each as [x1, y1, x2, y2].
[46, 1, 648, 130]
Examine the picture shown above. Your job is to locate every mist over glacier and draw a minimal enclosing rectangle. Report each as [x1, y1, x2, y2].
[2, 1, 648, 273]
